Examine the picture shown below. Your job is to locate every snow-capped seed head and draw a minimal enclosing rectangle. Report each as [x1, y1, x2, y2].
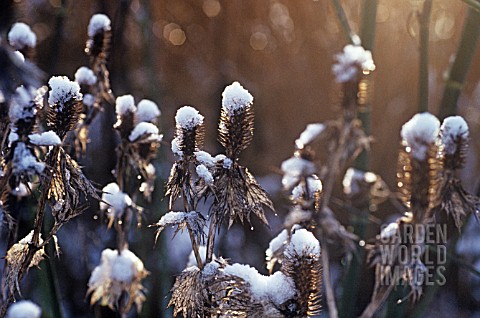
[74, 66, 97, 86]
[221, 81, 254, 116]
[115, 94, 136, 116]
[111, 250, 140, 283]
[440, 116, 469, 155]
[28, 131, 62, 146]
[285, 228, 320, 257]
[281, 156, 316, 189]
[291, 176, 322, 200]
[128, 122, 161, 142]
[400, 112, 440, 161]
[295, 123, 325, 149]
[332, 44, 375, 83]
[9, 86, 36, 123]
[12, 142, 45, 175]
[100, 182, 132, 218]
[6, 300, 41, 318]
[136, 99, 161, 124]
[8, 22, 37, 50]
[175, 106, 204, 129]
[47, 76, 82, 106]
[88, 14, 111, 37]
[83, 93, 95, 107]
[196, 164, 214, 185]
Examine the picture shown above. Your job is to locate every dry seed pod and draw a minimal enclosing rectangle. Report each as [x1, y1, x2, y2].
[85, 14, 111, 63]
[173, 106, 205, 159]
[218, 82, 254, 158]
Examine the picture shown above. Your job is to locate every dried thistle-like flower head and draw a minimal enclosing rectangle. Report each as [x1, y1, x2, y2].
[4, 231, 45, 297]
[218, 82, 255, 158]
[100, 182, 133, 228]
[440, 116, 468, 170]
[151, 211, 206, 244]
[85, 14, 111, 61]
[174, 106, 205, 159]
[88, 248, 148, 314]
[46, 76, 83, 138]
[114, 94, 136, 138]
[397, 113, 441, 220]
[281, 228, 322, 317]
[332, 45, 375, 83]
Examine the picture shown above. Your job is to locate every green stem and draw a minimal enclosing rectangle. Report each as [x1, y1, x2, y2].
[330, 0, 359, 45]
[418, 0, 433, 113]
[461, 0, 480, 12]
[439, 7, 480, 118]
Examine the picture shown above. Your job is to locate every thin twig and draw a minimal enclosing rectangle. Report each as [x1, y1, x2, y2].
[320, 236, 339, 318]
[418, 0, 432, 113]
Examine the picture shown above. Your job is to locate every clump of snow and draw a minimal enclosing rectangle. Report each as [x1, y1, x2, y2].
[9, 86, 36, 123]
[135, 99, 161, 124]
[83, 93, 95, 107]
[87, 14, 111, 37]
[401, 112, 440, 160]
[380, 222, 399, 241]
[74, 66, 97, 86]
[48, 76, 82, 106]
[8, 22, 37, 49]
[440, 116, 469, 155]
[196, 164, 214, 185]
[332, 44, 375, 83]
[291, 176, 322, 200]
[115, 94, 136, 116]
[13, 51, 25, 63]
[223, 263, 295, 305]
[281, 157, 316, 189]
[29, 131, 62, 146]
[266, 229, 288, 260]
[295, 123, 325, 149]
[129, 122, 162, 142]
[195, 151, 216, 167]
[158, 211, 198, 226]
[221, 82, 254, 116]
[221, 157, 233, 169]
[6, 300, 41, 318]
[111, 249, 143, 283]
[342, 168, 377, 196]
[100, 183, 132, 218]
[285, 228, 320, 257]
[202, 260, 220, 277]
[12, 142, 45, 174]
[171, 137, 183, 158]
[175, 106, 204, 129]
[11, 182, 29, 197]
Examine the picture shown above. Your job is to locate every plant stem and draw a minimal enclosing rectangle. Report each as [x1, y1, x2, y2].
[330, 0, 359, 45]
[418, 0, 433, 113]
[320, 236, 339, 318]
[461, 0, 480, 12]
[438, 7, 480, 118]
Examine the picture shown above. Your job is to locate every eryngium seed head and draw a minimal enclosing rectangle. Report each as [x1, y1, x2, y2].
[85, 14, 111, 61]
[218, 82, 254, 158]
[440, 116, 469, 170]
[174, 106, 205, 158]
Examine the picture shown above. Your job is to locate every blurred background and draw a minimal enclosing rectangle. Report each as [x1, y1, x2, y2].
[3, 0, 480, 317]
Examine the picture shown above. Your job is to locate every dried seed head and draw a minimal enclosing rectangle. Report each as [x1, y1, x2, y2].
[135, 99, 161, 124]
[174, 106, 205, 158]
[218, 82, 255, 158]
[88, 248, 148, 314]
[85, 14, 111, 61]
[46, 76, 83, 138]
[74, 66, 97, 86]
[8, 22, 37, 50]
[400, 112, 440, 161]
[9, 86, 37, 137]
[281, 156, 316, 191]
[100, 182, 132, 227]
[440, 116, 469, 170]
[332, 44, 375, 83]
[281, 228, 322, 316]
[114, 94, 136, 138]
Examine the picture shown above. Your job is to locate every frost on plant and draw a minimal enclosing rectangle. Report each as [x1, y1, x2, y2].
[88, 248, 148, 314]
[332, 44, 375, 83]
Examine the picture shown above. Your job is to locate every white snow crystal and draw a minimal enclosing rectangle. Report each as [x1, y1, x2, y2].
[6, 300, 41, 318]
[111, 249, 140, 283]
[74, 66, 97, 86]
[195, 151, 216, 167]
[196, 164, 214, 185]
[223, 263, 295, 305]
[281, 157, 316, 189]
[158, 211, 198, 226]
[295, 123, 325, 149]
[28, 131, 62, 146]
[83, 93, 95, 107]
[87, 14, 111, 37]
[221, 82, 254, 116]
[171, 137, 183, 158]
[332, 44, 375, 83]
[48, 76, 82, 106]
[135, 99, 161, 124]
[440, 116, 469, 155]
[380, 222, 399, 241]
[115, 94, 136, 116]
[100, 183, 132, 218]
[9, 86, 36, 123]
[175, 106, 204, 129]
[12, 142, 45, 174]
[266, 229, 288, 259]
[13, 51, 25, 62]
[285, 228, 320, 257]
[400, 112, 440, 160]
[8, 22, 37, 49]
[128, 122, 162, 142]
